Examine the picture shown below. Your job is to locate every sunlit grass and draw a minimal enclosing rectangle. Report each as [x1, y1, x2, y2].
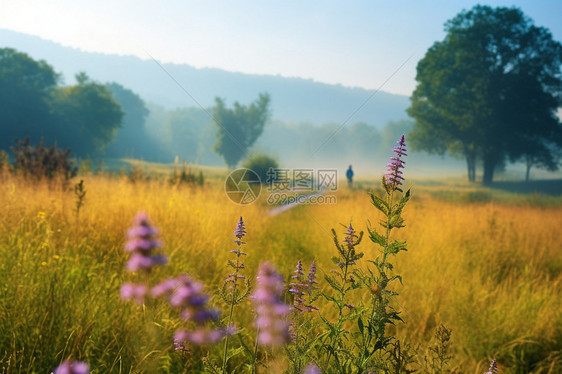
[0, 172, 560, 372]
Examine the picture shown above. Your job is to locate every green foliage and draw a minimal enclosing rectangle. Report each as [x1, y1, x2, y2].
[212, 93, 270, 168]
[420, 325, 460, 374]
[0, 51, 124, 157]
[169, 159, 205, 186]
[50, 73, 124, 156]
[408, 5, 562, 184]
[0, 48, 59, 151]
[242, 153, 279, 186]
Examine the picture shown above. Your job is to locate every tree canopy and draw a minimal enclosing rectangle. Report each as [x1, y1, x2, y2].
[408, 5, 562, 184]
[0, 48, 59, 150]
[0, 50, 124, 157]
[212, 93, 271, 168]
[50, 73, 123, 156]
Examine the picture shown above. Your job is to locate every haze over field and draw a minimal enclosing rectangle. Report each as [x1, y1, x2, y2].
[1, 1, 561, 180]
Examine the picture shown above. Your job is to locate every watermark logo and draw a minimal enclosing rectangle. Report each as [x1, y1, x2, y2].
[225, 168, 338, 206]
[224, 168, 262, 205]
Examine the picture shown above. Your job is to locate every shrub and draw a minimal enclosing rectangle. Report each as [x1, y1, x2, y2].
[242, 153, 279, 185]
[11, 137, 77, 180]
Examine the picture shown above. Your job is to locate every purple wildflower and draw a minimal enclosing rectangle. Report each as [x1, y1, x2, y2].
[289, 260, 319, 313]
[306, 261, 319, 311]
[343, 224, 357, 247]
[384, 135, 407, 190]
[252, 262, 291, 346]
[221, 216, 250, 304]
[120, 283, 148, 304]
[155, 275, 220, 322]
[234, 216, 246, 240]
[288, 260, 306, 312]
[304, 363, 322, 374]
[54, 360, 89, 374]
[152, 274, 231, 346]
[484, 358, 498, 374]
[124, 212, 167, 272]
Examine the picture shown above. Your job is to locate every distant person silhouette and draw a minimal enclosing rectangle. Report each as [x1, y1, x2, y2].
[346, 165, 354, 188]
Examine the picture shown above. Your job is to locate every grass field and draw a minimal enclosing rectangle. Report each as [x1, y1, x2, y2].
[0, 168, 561, 373]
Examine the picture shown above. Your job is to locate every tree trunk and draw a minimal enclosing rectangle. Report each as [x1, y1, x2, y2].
[465, 151, 476, 182]
[525, 155, 532, 182]
[482, 152, 496, 185]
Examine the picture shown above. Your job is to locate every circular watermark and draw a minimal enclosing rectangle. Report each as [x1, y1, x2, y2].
[224, 168, 262, 205]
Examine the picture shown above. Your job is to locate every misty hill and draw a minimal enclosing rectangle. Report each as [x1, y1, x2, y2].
[1, 29, 409, 126]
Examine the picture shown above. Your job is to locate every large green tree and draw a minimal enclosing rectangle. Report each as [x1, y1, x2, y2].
[50, 73, 123, 156]
[0, 48, 59, 150]
[408, 5, 562, 184]
[212, 93, 270, 168]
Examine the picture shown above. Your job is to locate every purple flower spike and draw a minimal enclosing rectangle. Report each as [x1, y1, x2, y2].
[234, 216, 247, 240]
[252, 262, 291, 346]
[54, 360, 89, 374]
[343, 224, 356, 246]
[289, 260, 319, 313]
[385, 135, 407, 191]
[484, 358, 498, 374]
[123, 212, 166, 273]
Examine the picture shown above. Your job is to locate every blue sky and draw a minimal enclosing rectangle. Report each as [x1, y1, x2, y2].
[1, 0, 561, 96]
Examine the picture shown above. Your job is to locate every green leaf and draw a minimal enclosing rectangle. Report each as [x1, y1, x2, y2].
[397, 188, 411, 210]
[388, 215, 405, 229]
[382, 175, 392, 195]
[324, 274, 342, 293]
[368, 228, 387, 247]
[389, 275, 403, 286]
[358, 317, 364, 334]
[370, 193, 389, 215]
[387, 240, 407, 254]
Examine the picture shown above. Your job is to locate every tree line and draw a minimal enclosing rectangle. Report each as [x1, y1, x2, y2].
[3, 4, 562, 186]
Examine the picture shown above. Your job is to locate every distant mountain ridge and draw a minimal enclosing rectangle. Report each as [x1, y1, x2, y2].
[1, 29, 410, 126]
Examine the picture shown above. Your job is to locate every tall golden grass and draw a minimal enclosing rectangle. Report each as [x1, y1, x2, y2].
[0, 173, 560, 373]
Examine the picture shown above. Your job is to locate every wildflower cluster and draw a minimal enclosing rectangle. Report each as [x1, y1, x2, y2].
[153, 274, 232, 345]
[288, 259, 319, 313]
[120, 212, 167, 304]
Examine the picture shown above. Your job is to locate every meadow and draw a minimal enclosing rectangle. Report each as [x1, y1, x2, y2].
[0, 166, 561, 373]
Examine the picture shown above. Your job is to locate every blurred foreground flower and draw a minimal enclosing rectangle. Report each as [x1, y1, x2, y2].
[53, 360, 89, 374]
[124, 212, 167, 271]
[304, 363, 322, 374]
[120, 212, 167, 304]
[152, 274, 233, 345]
[252, 262, 291, 346]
